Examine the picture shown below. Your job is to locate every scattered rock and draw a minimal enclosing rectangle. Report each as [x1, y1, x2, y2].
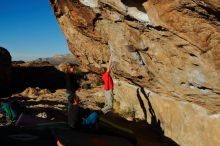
[0, 113, 4, 119]
[36, 112, 47, 119]
[21, 87, 51, 98]
[21, 87, 39, 98]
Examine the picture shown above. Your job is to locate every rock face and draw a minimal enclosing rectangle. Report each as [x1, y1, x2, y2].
[144, 0, 220, 71]
[49, 0, 220, 145]
[113, 80, 220, 146]
[0, 47, 12, 97]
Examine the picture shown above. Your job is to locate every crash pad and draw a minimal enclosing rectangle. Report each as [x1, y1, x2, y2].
[0, 127, 56, 146]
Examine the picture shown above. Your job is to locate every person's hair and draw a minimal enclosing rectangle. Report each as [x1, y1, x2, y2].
[100, 66, 107, 74]
[99, 63, 106, 71]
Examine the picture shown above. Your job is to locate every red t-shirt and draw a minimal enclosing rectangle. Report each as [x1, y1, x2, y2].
[102, 71, 113, 90]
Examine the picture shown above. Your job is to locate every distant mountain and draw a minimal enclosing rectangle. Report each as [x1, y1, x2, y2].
[34, 54, 79, 65]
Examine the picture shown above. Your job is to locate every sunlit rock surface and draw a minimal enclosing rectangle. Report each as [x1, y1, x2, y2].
[49, 0, 220, 145]
[144, 0, 220, 71]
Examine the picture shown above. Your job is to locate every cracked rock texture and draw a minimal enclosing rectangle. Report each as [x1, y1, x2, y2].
[49, 0, 220, 145]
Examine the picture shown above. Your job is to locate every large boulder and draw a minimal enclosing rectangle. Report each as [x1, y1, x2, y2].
[0, 47, 12, 97]
[49, 0, 220, 145]
[143, 0, 220, 70]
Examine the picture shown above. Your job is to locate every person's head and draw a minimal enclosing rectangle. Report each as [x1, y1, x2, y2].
[57, 62, 78, 74]
[68, 65, 76, 73]
[100, 66, 107, 74]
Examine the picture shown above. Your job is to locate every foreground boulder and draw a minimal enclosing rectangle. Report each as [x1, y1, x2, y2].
[49, 0, 220, 145]
[0, 47, 12, 97]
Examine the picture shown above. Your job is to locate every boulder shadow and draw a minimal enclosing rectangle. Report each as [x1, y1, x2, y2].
[121, 0, 147, 13]
[137, 87, 179, 146]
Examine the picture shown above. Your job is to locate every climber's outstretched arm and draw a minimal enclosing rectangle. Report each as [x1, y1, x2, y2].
[107, 54, 112, 73]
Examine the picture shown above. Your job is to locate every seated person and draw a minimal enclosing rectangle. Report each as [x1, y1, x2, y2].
[67, 97, 99, 132]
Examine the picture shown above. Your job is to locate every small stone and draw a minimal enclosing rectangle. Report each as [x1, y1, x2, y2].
[36, 112, 47, 119]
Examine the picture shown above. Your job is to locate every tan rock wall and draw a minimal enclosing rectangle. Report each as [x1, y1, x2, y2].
[49, 0, 220, 145]
[113, 80, 220, 146]
[143, 0, 220, 70]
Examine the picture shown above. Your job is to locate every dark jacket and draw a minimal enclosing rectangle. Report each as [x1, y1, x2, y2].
[65, 73, 80, 93]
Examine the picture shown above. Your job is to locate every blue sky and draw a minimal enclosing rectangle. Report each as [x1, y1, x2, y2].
[0, 0, 69, 61]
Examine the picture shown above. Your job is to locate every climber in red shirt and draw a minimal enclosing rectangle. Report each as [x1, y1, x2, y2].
[101, 54, 113, 114]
